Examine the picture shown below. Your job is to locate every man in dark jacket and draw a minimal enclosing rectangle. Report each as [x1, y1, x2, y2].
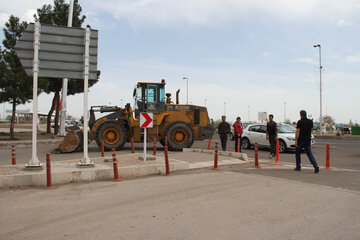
[218, 115, 230, 151]
[233, 117, 243, 152]
[295, 110, 319, 173]
[266, 114, 277, 158]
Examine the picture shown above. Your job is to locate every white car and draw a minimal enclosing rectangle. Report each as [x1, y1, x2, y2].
[241, 124, 315, 153]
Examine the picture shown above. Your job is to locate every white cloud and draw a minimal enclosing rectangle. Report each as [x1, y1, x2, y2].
[85, 0, 360, 27]
[0, 0, 52, 27]
[262, 52, 276, 59]
[337, 19, 351, 26]
[295, 58, 317, 64]
[346, 53, 360, 63]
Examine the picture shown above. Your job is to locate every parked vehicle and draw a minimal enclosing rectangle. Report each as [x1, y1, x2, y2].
[229, 122, 253, 140]
[241, 123, 315, 152]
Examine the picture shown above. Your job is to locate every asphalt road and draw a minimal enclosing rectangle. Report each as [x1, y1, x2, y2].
[1, 170, 359, 240]
[193, 136, 360, 171]
[1, 136, 360, 191]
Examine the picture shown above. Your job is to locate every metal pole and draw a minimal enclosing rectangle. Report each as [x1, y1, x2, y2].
[284, 102, 286, 123]
[314, 44, 322, 135]
[144, 128, 147, 164]
[183, 77, 188, 104]
[26, 21, 42, 169]
[319, 46, 323, 135]
[187, 78, 188, 104]
[248, 105, 250, 122]
[59, 0, 74, 136]
[224, 102, 226, 116]
[78, 27, 93, 167]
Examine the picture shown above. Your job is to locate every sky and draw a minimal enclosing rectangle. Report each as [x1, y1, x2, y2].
[1, 0, 360, 124]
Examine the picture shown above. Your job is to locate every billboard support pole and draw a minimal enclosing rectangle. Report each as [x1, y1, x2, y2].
[59, 0, 74, 136]
[25, 21, 42, 169]
[78, 27, 94, 167]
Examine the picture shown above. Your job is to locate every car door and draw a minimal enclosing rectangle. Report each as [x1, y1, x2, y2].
[258, 125, 268, 146]
[247, 125, 262, 145]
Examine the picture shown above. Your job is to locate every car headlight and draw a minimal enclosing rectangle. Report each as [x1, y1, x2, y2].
[287, 137, 295, 141]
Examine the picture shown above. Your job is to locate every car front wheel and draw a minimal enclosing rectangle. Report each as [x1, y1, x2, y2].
[278, 139, 287, 153]
[242, 137, 251, 149]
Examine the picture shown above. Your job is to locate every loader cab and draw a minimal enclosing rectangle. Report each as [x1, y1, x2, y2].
[133, 80, 166, 116]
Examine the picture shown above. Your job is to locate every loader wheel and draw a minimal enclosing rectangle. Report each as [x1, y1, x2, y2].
[96, 121, 127, 151]
[164, 121, 194, 151]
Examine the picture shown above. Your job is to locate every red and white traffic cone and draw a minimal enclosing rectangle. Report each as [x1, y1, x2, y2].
[11, 145, 16, 165]
[112, 149, 121, 182]
[254, 142, 260, 168]
[212, 142, 220, 170]
[275, 140, 280, 163]
[326, 144, 331, 169]
[164, 136, 171, 176]
[46, 153, 52, 189]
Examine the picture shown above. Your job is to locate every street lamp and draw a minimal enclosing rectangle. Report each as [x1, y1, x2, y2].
[284, 101, 286, 123]
[313, 44, 323, 135]
[224, 101, 227, 116]
[183, 77, 188, 104]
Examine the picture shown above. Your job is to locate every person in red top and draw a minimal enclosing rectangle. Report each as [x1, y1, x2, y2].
[233, 117, 243, 152]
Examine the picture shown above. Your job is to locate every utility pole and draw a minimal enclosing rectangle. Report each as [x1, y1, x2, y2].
[183, 77, 188, 104]
[59, 0, 74, 136]
[314, 44, 323, 135]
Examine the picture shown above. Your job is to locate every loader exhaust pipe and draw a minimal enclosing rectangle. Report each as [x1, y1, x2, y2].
[176, 89, 180, 104]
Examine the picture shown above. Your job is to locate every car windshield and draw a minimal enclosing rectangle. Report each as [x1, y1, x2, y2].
[278, 125, 296, 133]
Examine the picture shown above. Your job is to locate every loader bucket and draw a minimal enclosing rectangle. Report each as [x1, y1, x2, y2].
[52, 126, 83, 153]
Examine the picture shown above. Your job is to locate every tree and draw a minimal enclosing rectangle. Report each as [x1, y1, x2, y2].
[34, 0, 99, 134]
[0, 15, 33, 140]
[322, 115, 335, 125]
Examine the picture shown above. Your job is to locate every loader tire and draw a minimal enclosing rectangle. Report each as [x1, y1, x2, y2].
[164, 121, 194, 151]
[96, 121, 127, 151]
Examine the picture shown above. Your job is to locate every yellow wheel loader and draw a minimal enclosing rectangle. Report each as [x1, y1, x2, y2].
[55, 80, 214, 153]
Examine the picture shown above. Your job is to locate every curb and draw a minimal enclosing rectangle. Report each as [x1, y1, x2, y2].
[0, 150, 249, 189]
[0, 139, 62, 149]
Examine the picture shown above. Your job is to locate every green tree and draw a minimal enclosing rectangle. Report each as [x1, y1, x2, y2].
[0, 15, 32, 140]
[34, 0, 99, 134]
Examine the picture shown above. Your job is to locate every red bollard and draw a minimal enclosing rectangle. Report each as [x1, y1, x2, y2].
[11, 145, 16, 165]
[112, 149, 121, 182]
[254, 142, 260, 168]
[207, 136, 212, 150]
[212, 142, 220, 170]
[237, 134, 241, 153]
[326, 144, 331, 169]
[164, 137, 171, 176]
[153, 138, 157, 156]
[46, 153, 52, 188]
[130, 137, 135, 153]
[100, 140, 104, 157]
[342, 129, 344, 135]
[275, 139, 280, 163]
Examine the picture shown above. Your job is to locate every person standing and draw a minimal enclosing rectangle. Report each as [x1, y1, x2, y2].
[233, 117, 243, 152]
[295, 110, 319, 173]
[266, 114, 277, 158]
[218, 115, 230, 151]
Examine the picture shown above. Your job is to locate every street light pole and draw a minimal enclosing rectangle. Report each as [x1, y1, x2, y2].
[314, 44, 323, 135]
[183, 77, 188, 104]
[204, 99, 207, 107]
[284, 101, 286, 123]
[224, 101, 226, 116]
